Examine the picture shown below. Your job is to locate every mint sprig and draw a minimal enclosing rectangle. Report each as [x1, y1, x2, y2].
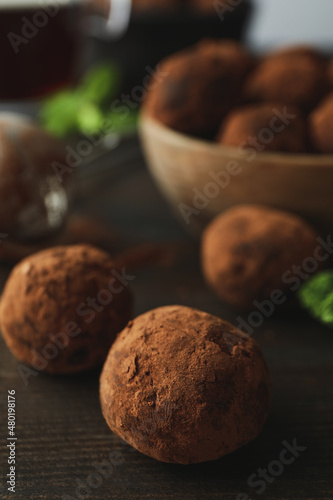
[40, 63, 137, 137]
[298, 271, 333, 326]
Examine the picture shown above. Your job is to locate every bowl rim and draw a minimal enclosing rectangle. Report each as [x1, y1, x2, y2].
[140, 113, 333, 167]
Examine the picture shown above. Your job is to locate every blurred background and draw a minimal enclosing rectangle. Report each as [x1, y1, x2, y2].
[3, 0, 333, 125]
[1, 0, 333, 256]
[247, 0, 333, 49]
[3, 0, 333, 128]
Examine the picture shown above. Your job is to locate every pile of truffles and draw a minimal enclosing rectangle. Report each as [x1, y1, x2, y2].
[144, 39, 253, 138]
[0, 244, 132, 374]
[144, 41, 333, 154]
[100, 305, 271, 464]
[201, 205, 322, 309]
[217, 103, 307, 153]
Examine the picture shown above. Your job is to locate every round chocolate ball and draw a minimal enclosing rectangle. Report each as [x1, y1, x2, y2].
[100, 305, 271, 464]
[0, 244, 132, 374]
[328, 59, 333, 88]
[266, 45, 325, 62]
[309, 92, 333, 153]
[218, 103, 307, 153]
[0, 113, 70, 240]
[201, 205, 321, 309]
[243, 50, 328, 112]
[144, 40, 253, 138]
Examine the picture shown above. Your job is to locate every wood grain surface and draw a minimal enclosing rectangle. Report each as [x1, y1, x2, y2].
[1, 141, 332, 500]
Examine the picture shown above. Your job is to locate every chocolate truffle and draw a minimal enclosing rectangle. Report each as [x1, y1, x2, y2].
[328, 59, 333, 88]
[0, 245, 132, 374]
[0, 113, 69, 240]
[202, 205, 321, 309]
[266, 45, 325, 62]
[100, 305, 271, 464]
[309, 92, 333, 153]
[217, 103, 307, 153]
[144, 40, 253, 137]
[243, 50, 328, 112]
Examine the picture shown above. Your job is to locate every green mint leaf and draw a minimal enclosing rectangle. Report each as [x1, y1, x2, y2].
[104, 109, 138, 134]
[298, 270, 333, 326]
[40, 63, 125, 137]
[40, 90, 84, 137]
[77, 102, 104, 133]
[80, 63, 121, 105]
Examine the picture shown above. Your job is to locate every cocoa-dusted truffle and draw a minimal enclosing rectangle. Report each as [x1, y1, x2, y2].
[243, 50, 328, 112]
[0, 113, 69, 240]
[217, 103, 307, 153]
[100, 305, 271, 464]
[0, 245, 132, 374]
[328, 59, 333, 88]
[266, 45, 325, 62]
[309, 92, 333, 153]
[202, 205, 321, 309]
[144, 40, 253, 138]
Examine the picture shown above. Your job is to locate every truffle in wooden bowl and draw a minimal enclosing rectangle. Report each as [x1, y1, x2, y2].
[243, 46, 329, 112]
[309, 92, 333, 154]
[100, 305, 271, 464]
[217, 103, 308, 153]
[144, 39, 253, 138]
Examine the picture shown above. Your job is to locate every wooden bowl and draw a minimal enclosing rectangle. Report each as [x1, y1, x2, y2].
[139, 113, 333, 234]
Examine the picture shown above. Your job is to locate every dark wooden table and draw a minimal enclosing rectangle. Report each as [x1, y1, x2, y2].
[1, 139, 332, 500]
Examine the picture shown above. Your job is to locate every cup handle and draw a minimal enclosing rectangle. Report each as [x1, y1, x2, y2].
[107, 0, 132, 37]
[89, 0, 132, 39]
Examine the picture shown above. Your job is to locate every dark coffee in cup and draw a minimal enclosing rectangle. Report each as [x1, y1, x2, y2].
[0, 0, 84, 100]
